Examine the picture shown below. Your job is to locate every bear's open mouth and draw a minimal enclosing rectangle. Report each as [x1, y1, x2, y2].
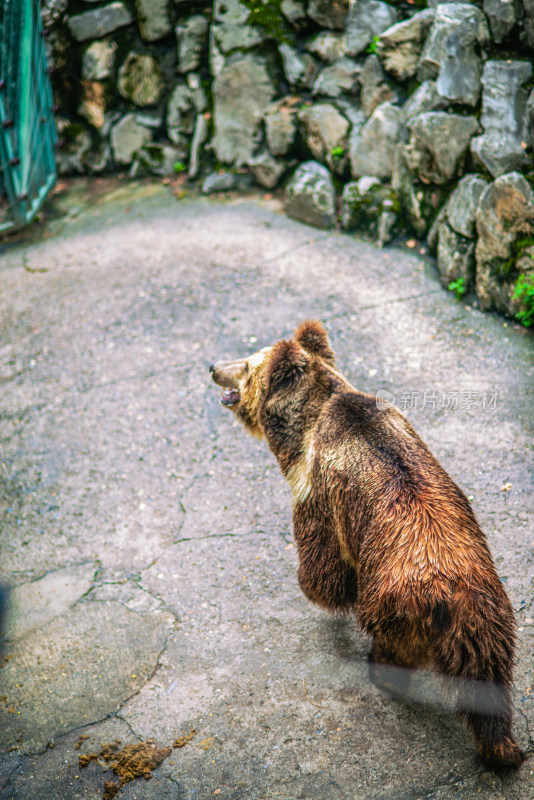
[221, 388, 240, 406]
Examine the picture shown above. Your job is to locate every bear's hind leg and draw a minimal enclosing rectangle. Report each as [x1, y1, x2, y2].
[368, 638, 416, 700]
[432, 605, 523, 768]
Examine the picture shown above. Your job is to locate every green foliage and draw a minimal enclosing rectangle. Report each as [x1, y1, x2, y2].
[330, 145, 345, 162]
[241, 0, 287, 41]
[173, 161, 187, 174]
[448, 277, 467, 300]
[513, 274, 534, 327]
[366, 35, 380, 55]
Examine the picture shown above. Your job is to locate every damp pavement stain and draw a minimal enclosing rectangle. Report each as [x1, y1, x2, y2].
[0, 179, 532, 799]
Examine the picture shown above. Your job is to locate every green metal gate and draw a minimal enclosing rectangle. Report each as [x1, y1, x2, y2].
[0, 0, 57, 233]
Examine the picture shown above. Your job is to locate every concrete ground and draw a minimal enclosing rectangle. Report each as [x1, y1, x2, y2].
[0, 179, 533, 800]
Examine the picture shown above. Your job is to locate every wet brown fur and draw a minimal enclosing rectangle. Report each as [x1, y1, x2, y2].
[211, 321, 522, 768]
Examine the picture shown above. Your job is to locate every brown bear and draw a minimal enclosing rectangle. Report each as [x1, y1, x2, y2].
[210, 320, 522, 768]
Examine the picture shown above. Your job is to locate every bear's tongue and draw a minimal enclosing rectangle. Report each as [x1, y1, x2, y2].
[221, 388, 240, 406]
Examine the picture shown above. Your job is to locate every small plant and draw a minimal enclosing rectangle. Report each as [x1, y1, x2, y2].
[513, 274, 534, 327]
[366, 35, 380, 55]
[330, 145, 345, 162]
[173, 161, 187, 174]
[448, 277, 467, 300]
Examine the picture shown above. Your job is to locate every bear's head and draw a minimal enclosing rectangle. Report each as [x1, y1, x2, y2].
[210, 320, 338, 445]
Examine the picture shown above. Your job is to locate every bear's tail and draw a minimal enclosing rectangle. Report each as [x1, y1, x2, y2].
[430, 594, 523, 767]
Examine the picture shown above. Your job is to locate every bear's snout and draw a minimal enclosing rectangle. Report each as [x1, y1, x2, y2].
[210, 358, 247, 389]
[211, 358, 248, 408]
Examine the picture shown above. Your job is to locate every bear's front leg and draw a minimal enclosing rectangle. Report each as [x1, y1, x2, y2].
[293, 506, 358, 612]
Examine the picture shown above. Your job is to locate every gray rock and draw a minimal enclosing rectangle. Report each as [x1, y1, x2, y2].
[248, 150, 286, 188]
[475, 172, 534, 313]
[427, 0, 483, 5]
[308, 0, 349, 30]
[313, 58, 361, 98]
[55, 119, 93, 175]
[82, 40, 117, 81]
[41, 0, 68, 27]
[298, 103, 349, 174]
[377, 9, 435, 81]
[471, 60, 532, 178]
[525, 0, 534, 51]
[306, 32, 346, 63]
[334, 99, 366, 131]
[187, 72, 209, 113]
[134, 109, 164, 130]
[340, 176, 388, 231]
[212, 55, 275, 167]
[350, 101, 401, 179]
[437, 222, 476, 288]
[528, 89, 534, 149]
[84, 141, 111, 174]
[69, 2, 133, 41]
[111, 113, 152, 165]
[202, 172, 238, 194]
[212, 0, 265, 54]
[346, 0, 398, 57]
[483, 0, 518, 43]
[118, 53, 163, 107]
[135, 0, 171, 42]
[176, 15, 209, 73]
[78, 80, 107, 129]
[130, 142, 185, 178]
[281, 0, 306, 25]
[166, 83, 195, 145]
[446, 174, 489, 238]
[418, 3, 490, 97]
[399, 80, 448, 126]
[188, 113, 209, 179]
[284, 161, 336, 229]
[436, 11, 490, 106]
[408, 112, 480, 184]
[265, 98, 299, 157]
[377, 204, 397, 247]
[209, 27, 225, 78]
[360, 54, 394, 118]
[279, 43, 318, 89]
[391, 143, 427, 235]
[427, 172, 487, 251]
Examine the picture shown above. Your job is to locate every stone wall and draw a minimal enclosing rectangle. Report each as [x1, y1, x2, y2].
[44, 0, 534, 325]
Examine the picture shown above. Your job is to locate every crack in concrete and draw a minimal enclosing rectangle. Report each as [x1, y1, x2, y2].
[0, 756, 24, 793]
[409, 768, 484, 800]
[114, 712, 143, 742]
[5, 560, 99, 591]
[259, 233, 331, 267]
[0, 615, 177, 778]
[172, 528, 268, 544]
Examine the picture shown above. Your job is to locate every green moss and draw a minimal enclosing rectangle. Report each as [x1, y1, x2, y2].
[330, 145, 345, 163]
[365, 35, 380, 55]
[448, 277, 467, 300]
[241, 0, 288, 42]
[513, 274, 534, 327]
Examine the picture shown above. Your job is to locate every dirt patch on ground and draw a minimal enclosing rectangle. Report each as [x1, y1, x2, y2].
[79, 735, 197, 798]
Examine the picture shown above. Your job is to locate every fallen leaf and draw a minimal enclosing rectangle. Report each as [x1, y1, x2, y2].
[406, 239, 417, 248]
[501, 483, 512, 492]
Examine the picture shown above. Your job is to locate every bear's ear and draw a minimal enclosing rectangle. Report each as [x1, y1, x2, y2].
[294, 320, 335, 364]
[265, 339, 309, 394]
